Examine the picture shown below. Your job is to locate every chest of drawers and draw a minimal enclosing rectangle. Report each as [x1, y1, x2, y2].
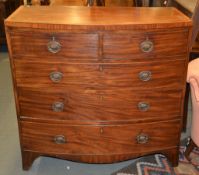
[5, 6, 192, 170]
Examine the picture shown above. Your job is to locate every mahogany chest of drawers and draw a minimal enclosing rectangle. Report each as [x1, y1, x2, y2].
[5, 6, 192, 170]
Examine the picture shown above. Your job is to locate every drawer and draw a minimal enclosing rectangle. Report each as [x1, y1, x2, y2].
[9, 31, 99, 59]
[103, 29, 189, 60]
[18, 88, 182, 121]
[21, 120, 180, 156]
[14, 59, 186, 90]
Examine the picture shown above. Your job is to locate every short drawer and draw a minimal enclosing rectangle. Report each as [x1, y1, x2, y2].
[9, 31, 99, 59]
[21, 120, 180, 156]
[103, 29, 189, 60]
[18, 88, 182, 121]
[14, 59, 186, 90]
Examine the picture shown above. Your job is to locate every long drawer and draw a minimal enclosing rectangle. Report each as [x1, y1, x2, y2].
[14, 59, 186, 90]
[21, 120, 180, 156]
[18, 88, 182, 121]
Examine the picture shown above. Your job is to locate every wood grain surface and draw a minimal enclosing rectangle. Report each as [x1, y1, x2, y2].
[21, 119, 181, 157]
[13, 60, 186, 90]
[18, 88, 182, 121]
[8, 29, 189, 60]
[5, 6, 192, 29]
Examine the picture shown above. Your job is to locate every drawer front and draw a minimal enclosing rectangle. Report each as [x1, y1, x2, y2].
[14, 59, 186, 90]
[18, 88, 182, 121]
[21, 120, 180, 155]
[103, 29, 188, 59]
[10, 32, 99, 59]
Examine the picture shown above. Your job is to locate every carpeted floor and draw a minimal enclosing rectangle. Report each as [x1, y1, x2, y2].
[112, 154, 176, 175]
[0, 52, 198, 175]
[175, 139, 199, 175]
[112, 138, 199, 175]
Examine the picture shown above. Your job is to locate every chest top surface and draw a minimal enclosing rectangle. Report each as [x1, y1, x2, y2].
[5, 6, 192, 30]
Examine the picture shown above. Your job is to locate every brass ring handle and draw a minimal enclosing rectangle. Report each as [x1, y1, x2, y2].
[52, 102, 64, 112]
[138, 102, 150, 111]
[49, 71, 63, 83]
[54, 135, 66, 144]
[139, 71, 152, 81]
[136, 134, 149, 144]
[140, 40, 154, 53]
[47, 36, 61, 54]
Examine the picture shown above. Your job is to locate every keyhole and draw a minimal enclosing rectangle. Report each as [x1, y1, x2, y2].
[100, 128, 104, 134]
[99, 65, 103, 72]
[100, 95, 104, 101]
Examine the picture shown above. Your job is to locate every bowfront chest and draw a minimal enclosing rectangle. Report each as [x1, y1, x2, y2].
[5, 6, 192, 170]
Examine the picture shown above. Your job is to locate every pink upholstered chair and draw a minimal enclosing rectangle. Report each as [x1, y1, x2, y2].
[185, 58, 199, 160]
[183, 0, 199, 160]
